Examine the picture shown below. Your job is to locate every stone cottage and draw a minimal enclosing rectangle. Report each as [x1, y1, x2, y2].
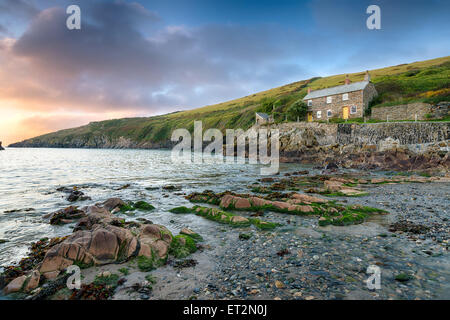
[255, 112, 273, 125]
[303, 71, 377, 121]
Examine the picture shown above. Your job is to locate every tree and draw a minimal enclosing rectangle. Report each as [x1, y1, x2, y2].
[287, 100, 308, 121]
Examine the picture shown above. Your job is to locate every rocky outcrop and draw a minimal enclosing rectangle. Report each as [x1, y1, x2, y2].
[3, 198, 174, 288]
[1, 197, 203, 298]
[0, 141, 4, 150]
[3, 270, 40, 294]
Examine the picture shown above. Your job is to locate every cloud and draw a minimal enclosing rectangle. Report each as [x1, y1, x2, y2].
[0, 0, 449, 145]
[1, 1, 311, 115]
[0, 0, 39, 19]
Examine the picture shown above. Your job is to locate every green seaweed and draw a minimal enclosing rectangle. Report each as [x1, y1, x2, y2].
[168, 206, 193, 214]
[118, 267, 129, 276]
[134, 201, 155, 211]
[239, 233, 252, 240]
[169, 235, 198, 258]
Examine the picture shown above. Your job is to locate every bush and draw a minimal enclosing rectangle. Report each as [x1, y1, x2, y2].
[287, 100, 308, 121]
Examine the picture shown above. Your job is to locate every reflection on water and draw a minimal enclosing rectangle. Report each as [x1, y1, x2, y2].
[0, 148, 302, 266]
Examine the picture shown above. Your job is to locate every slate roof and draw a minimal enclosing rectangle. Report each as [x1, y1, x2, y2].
[255, 112, 270, 120]
[303, 81, 370, 100]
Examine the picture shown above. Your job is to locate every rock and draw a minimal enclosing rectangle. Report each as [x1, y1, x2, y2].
[48, 206, 86, 225]
[99, 271, 111, 278]
[101, 198, 126, 211]
[288, 205, 314, 213]
[272, 201, 291, 210]
[180, 228, 196, 237]
[3, 275, 27, 294]
[234, 198, 251, 209]
[40, 224, 139, 278]
[220, 194, 251, 209]
[324, 180, 343, 192]
[230, 216, 249, 223]
[24, 270, 40, 292]
[139, 224, 173, 259]
[291, 193, 327, 203]
[378, 137, 401, 152]
[67, 190, 89, 202]
[249, 197, 271, 207]
[275, 280, 285, 289]
[339, 188, 366, 196]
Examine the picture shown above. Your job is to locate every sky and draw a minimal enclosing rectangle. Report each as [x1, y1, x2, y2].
[0, 0, 449, 145]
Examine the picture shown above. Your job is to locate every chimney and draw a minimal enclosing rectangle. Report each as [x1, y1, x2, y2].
[307, 87, 311, 94]
[345, 74, 351, 85]
[364, 70, 371, 82]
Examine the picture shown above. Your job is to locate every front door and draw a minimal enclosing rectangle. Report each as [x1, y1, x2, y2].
[307, 112, 313, 122]
[342, 107, 349, 120]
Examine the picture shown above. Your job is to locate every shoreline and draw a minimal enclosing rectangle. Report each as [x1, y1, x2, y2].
[1, 168, 448, 300]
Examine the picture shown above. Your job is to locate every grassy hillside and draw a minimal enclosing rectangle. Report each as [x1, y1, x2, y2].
[10, 56, 450, 147]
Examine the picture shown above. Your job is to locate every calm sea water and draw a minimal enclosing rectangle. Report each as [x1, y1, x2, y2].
[0, 147, 304, 267]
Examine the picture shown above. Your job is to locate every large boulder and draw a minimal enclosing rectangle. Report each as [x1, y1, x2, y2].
[2, 270, 40, 294]
[3, 275, 27, 294]
[138, 224, 173, 259]
[39, 224, 138, 279]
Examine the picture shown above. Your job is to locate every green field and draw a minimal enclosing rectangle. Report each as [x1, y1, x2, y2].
[11, 56, 450, 147]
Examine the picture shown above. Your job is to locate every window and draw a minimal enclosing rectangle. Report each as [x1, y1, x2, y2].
[327, 110, 332, 117]
[316, 111, 322, 118]
[307, 100, 312, 107]
[350, 106, 357, 114]
[342, 93, 349, 101]
[326, 96, 332, 104]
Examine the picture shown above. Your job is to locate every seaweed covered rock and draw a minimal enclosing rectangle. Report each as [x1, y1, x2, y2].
[194, 206, 251, 227]
[193, 206, 279, 230]
[138, 224, 173, 261]
[291, 193, 327, 204]
[180, 228, 203, 241]
[169, 235, 198, 258]
[39, 224, 139, 279]
[39, 203, 164, 279]
[117, 200, 155, 214]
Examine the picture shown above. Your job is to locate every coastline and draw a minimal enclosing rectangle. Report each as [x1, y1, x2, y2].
[0, 158, 448, 300]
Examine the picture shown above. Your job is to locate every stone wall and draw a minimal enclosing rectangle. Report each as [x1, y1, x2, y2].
[336, 122, 449, 146]
[371, 102, 432, 121]
[260, 121, 449, 152]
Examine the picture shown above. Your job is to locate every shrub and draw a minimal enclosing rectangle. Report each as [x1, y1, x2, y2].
[287, 100, 308, 121]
